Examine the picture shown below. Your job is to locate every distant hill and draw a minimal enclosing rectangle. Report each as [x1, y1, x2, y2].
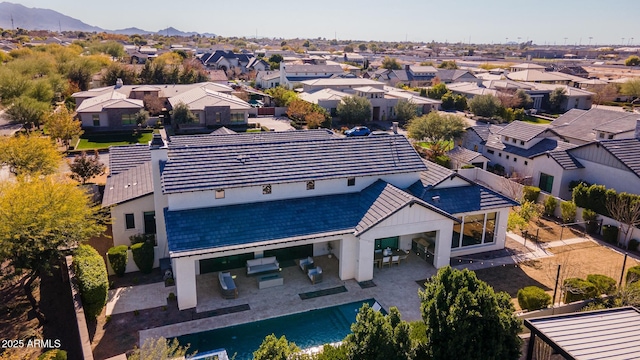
[0, 2, 102, 32]
[0, 2, 216, 37]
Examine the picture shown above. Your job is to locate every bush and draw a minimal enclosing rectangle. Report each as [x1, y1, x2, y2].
[560, 201, 577, 223]
[602, 225, 619, 244]
[543, 196, 558, 217]
[517, 286, 551, 311]
[586, 274, 617, 295]
[432, 155, 450, 168]
[131, 242, 155, 274]
[563, 278, 598, 303]
[629, 239, 640, 252]
[107, 245, 128, 277]
[522, 186, 541, 203]
[627, 265, 640, 284]
[73, 244, 108, 320]
[37, 350, 68, 360]
[130, 233, 155, 245]
[582, 209, 599, 234]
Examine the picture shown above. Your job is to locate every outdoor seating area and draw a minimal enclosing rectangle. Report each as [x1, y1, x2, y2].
[298, 256, 314, 272]
[218, 272, 238, 299]
[374, 248, 409, 268]
[308, 266, 323, 284]
[246, 256, 280, 276]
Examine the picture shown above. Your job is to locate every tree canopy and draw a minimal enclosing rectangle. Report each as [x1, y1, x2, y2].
[621, 79, 640, 99]
[44, 106, 84, 148]
[253, 334, 300, 360]
[394, 100, 418, 122]
[0, 135, 62, 175]
[68, 150, 106, 185]
[437, 60, 458, 69]
[337, 96, 371, 123]
[381, 56, 402, 70]
[407, 112, 466, 143]
[624, 55, 640, 66]
[6, 96, 50, 131]
[548, 87, 568, 112]
[419, 267, 522, 360]
[265, 86, 298, 107]
[468, 94, 501, 118]
[171, 102, 198, 126]
[128, 337, 191, 360]
[427, 83, 448, 100]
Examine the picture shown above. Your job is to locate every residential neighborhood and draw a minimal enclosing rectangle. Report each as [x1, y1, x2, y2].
[1, 2, 640, 360]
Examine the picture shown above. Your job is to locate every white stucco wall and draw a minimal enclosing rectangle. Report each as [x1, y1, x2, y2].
[166, 173, 420, 211]
[570, 158, 640, 196]
[530, 155, 569, 198]
[79, 112, 108, 128]
[110, 195, 155, 248]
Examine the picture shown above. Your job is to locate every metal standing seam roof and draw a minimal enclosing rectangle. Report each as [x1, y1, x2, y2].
[164, 180, 456, 254]
[496, 121, 548, 142]
[167, 129, 335, 148]
[525, 307, 640, 360]
[102, 162, 153, 207]
[161, 135, 426, 194]
[108, 144, 151, 175]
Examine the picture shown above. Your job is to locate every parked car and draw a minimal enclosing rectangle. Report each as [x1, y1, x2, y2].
[344, 126, 371, 137]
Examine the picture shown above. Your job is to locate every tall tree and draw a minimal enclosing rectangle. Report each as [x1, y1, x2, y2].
[337, 96, 371, 123]
[44, 106, 83, 149]
[381, 56, 402, 70]
[426, 83, 448, 100]
[0, 175, 105, 322]
[419, 267, 522, 360]
[68, 150, 106, 185]
[407, 112, 466, 143]
[171, 102, 198, 126]
[592, 83, 620, 105]
[468, 94, 501, 118]
[265, 86, 298, 107]
[621, 79, 640, 110]
[268, 54, 284, 71]
[6, 96, 50, 131]
[437, 60, 458, 69]
[394, 100, 418, 122]
[0, 135, 62, 175]
[253, 334, 300, 360]
[606, 193, 640, 247]
[548, 87, 568, 112]
[128, 337, 190, 360]
[624, 55, 640, 66]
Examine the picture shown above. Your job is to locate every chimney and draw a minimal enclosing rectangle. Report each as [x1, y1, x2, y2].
[405, 64, 411, 71]
[636, 120, 640, 139]
[115, 78, 123, 89]
[392, 122, 398, 134]
[149, 133, 165, 149]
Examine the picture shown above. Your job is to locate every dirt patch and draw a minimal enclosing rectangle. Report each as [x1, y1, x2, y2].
[521, 217, 586, 243]
[476, 241, 640, 311]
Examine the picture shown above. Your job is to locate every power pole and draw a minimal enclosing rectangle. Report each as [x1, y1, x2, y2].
[11, 14, 14, 30]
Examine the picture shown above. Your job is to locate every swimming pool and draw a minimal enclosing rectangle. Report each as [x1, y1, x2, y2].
[177, 299, 380, 360]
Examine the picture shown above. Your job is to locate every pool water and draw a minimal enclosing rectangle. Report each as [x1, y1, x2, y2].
[177, 299, 379, 360]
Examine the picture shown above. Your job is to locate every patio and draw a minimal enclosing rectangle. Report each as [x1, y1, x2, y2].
[139, 253, 437, 343]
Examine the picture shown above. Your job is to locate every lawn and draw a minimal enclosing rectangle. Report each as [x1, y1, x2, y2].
[520, 115, 551, 125]
[75, 131, 154, 150]
[416, 140, 454, 150]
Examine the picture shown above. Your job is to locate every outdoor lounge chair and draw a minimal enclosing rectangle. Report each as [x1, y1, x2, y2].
[218, 272, 238, 299]
[308, 266, 323, 284]
[299, 256, 314, 272]
[391, 255, 400, 266]
[382, 256, 391, 268]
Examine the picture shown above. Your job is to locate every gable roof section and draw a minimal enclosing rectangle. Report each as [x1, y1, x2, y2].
[168, 129, 335, 148]
[595, 138, 640, 178]
[283, 64, 344, 74]
[544, 150, 584, 170]
[506, 69, 568, 82]
[109, 144, 151, 175]
[76, 91, 143, 113]
[165, 180, 455, 254]
[447, 146, 488, 164]
[550, 108, 639, 142]
[467, 124, 505, 143]
[407, 181, 518, 214]
[162, 135, 426, 193]
[210, 126, 237, 135]
[167, 85, 250, 111]
[486, 135, 576, 159]
[102, 162, 153, 207]
[419, 160, 455, 187]
[497, 121, 548, 142]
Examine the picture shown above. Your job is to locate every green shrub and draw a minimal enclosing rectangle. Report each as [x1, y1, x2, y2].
[582, 209, 599, 234]
[432, 155, 450, 168]
[543, 196, 558, 217]
[517, 286, 551, 311]
[522, 186, 541, 203]
[627, 265, 640, 284]
[73, 244, 108, 321]
[563, 278, 598, 303]
[602, 225, 619, 244]
[37, 350, 68, 360]
[130, 233, 155, 245]
[107, 245, 128, 277]
[131, 242, 154, 274]
[586, 274, 617, 295]
[461, 164, 476, 169]
[560, 201, 577, 223]
[629, 239, 640, 252]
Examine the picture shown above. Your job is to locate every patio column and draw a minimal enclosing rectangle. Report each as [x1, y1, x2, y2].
[433, 228, 453, 268]
[355, 236, 375, 282]
[174, 257, 197, 310]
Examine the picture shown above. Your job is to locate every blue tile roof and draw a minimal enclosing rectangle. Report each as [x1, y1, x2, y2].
[407, 181, 518, 214]
[161, 135, 426, 194]
[497, 121, 548, 142]
[487, 135, 576, 159]
[165, 180, 456, 254]
[546, 150, 584, 170]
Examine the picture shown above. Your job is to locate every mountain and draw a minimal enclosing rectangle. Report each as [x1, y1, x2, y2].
[0, 2, 102, 32]
[111, 27, 153, 35]
[156, 27, 216, 38]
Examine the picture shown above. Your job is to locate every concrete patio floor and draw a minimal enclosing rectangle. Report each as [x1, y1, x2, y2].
[140, 253, 438, 344]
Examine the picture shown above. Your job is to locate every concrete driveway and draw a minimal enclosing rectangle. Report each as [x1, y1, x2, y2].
[251, 116, 295, 131]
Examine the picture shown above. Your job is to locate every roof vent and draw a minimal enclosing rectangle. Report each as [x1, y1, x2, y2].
[431, 195, 441, 203]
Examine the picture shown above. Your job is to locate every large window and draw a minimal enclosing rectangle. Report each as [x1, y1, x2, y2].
[230, 113, 245, 124]
[125, 213, 135, 229]
[375, 236, 399, 250]
[451, 212, 498, 249]
[539, 173, 554, 193]
[121, 114, 136, 126]
[92, 114, 100, 127]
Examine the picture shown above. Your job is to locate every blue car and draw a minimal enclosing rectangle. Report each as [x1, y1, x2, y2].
[344, 126, 371, 137]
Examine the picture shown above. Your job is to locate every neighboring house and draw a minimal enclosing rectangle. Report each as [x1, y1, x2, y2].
[167, 84, 251, 128]
[246, 57, 270, 73]
[256, 70, 281, 89]
[103, 131, 516, 310]
[509, 63, 546, 72]
[384, 65, 438, 87]
[435, 69, 480, 84]
[207, 70, 228, 83]
[461, 123, 506, 154]
[447, 146, 489, 170]
[343, 52, 365, 66]
[76, 91, 144, 130]
[506, 69, 571, 84]
[279, 63, 345, 89]
[548, 108, 640, 145]
[200, 50, 254, 74]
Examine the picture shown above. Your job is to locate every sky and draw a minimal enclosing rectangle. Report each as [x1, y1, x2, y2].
[7, 0, 640, 45]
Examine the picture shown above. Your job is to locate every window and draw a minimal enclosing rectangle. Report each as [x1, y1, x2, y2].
[230, 113, 245, 124]
[504, 136, 510, 142]
[506, 155, 510, 159]
[599, 133, 605, 139]
[451, 212, 498, 248]
[524, 161, 528, 166]
[514, 157, 517, 162]
[487, 149, 495, 154]
[375, 236, 399, 250]
[498, 152, 502, 157]
[520, 140, 525, 145]
[215, 189, 225, 199]
[539, 173, 554, 193]
[347, 177, 356, 186]
[92, 114, 100, 127]
[451, 218, 462, 248]
[121, 114, 136, 126]
[215, 112, 221, 123]
[512, 139, 517, 144]
[262, 184, 272, 195]
[125, 213, 135, 229]
[608, 134, 614, 139]
[306, 181, 315, 190]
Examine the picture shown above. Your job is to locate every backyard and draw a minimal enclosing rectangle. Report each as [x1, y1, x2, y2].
[74, 131, 154, 150]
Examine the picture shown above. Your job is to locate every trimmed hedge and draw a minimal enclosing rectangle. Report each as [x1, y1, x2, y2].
[543, 196, 557, 217]
[560, 201, 577, 223]
[131, 242, 154, 274]
[74, 244, 108, 321]
[627, 265, 640, 284]
[602, 225, 619, 244]
[582, 209, 599, 234]
[107, 245, 128, 277]
[586, 274, 617, 295]
[517, 286, 551, 311]
[522, 186, 541, 203]
[629, 239, 639, 252]
[563, 278, 598, 303]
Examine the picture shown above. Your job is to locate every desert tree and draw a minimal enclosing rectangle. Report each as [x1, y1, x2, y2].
[68, 150, 106, 185]
[406, 111, 466, 143]
[0, 135, 62, 175]
[43, 106, 83, 149]
[6, 96, 50, 132]
[606, 193, 640, 247]
[337, 95, 371, 124]
[381, 56, 402, 70]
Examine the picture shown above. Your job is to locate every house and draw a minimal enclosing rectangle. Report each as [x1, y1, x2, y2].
[506, 70, 571, 85]
[435, 69, 480, 84]
[246, 58, 270, 73]
[256, 71, 281, 89]
[343, 52, 365, 66]
[279, 63, 345, 89]
[548, 108, 640, 145]
[509, 63, 546, 72]
[200, 50, 255, 74]
[167, 84, 251, 128]
[103, 131, 516, 310]
[76, 90, 145, 130]
[447, 146, 489, 170]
